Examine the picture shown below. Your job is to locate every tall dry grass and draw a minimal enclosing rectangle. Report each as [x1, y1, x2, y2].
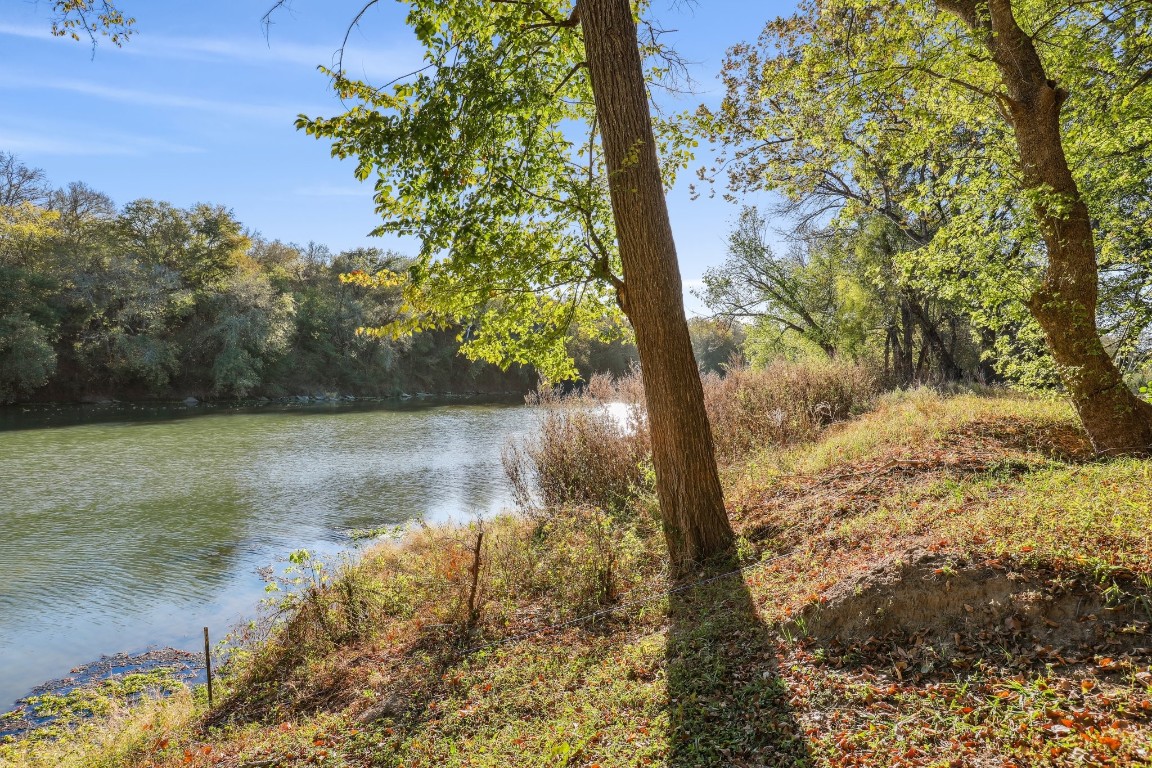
[702, 359, 881, 463]
[505, 360, 881, 512]
[502, 372, 649, 515]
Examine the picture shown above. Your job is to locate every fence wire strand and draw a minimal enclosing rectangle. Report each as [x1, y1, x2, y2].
[461, 547, 796, 657]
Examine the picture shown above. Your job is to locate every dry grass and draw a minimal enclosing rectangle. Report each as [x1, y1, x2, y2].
[503, 380, 649, 514]
[504, 360, 880, 517]
[0, 690, 193, 768]
[702, 358, 881, 463]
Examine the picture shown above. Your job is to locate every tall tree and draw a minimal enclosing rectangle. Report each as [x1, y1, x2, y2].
[580, 0, 734, 569]
[707, 0, 1152, 454]
[934, 0, 1152, 452]
[0, 153, 51, 208]
[293, 0, 734, 572]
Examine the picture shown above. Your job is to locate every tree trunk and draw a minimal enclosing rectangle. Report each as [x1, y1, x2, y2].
[941, 0, 1152, 455]
[907, 294, 962, 381]
[976, 326, 1003, 384]
[580, 0, 735, 574]
[898, 298, 915, 385]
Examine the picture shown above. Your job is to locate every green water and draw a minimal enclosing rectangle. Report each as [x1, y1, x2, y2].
[0, 400, 529, 709]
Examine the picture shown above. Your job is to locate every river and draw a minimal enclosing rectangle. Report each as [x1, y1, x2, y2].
[0, 398, 530, 710]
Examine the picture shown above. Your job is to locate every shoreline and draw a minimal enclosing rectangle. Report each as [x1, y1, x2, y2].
[1, 389, 528, 410]
[0, 649, 205, 740]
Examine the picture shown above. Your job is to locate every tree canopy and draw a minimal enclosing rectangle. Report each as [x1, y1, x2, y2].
[297, 0, 632, 381]
[293, 0, 736, 570]
[0, 154, 535, 402]
[697, 0, 1152, 451]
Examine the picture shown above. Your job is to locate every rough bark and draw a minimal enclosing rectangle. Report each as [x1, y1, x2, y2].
[899, 298, 915, 385]
[580, 0, 735, 574]
[940, 0, 1152, 455]
[907, 294, 963, 381]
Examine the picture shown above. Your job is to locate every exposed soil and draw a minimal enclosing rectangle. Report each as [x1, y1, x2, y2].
[800, 547, 1152, 657]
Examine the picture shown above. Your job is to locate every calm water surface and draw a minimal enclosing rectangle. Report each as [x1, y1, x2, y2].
[0, 400, 529, 709]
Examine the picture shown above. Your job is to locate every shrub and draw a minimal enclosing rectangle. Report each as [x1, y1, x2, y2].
[702, 358, 882, 462]
[505, 360, 881, 508]
[503, 373, 649, 514]
[519, 506, 658, 618]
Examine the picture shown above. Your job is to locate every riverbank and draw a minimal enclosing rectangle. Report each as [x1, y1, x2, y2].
[0, 391, 526, 430]
[0, 399, 533, 715]
[4, 386, 1150, 767]
[0, 650, 203, 740]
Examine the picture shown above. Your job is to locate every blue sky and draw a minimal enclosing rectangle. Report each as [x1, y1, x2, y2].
[1, 0, 788, 313]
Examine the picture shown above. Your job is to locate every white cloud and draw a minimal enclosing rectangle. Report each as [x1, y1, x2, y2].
[0, 73, 327, 121]
[142, 33, 420, 79]
[0, 21, 421, 82]
[0, 22, 52, 41]
[0, 129, 203, 157]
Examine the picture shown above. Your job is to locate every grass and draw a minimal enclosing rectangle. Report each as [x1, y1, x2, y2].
[0, 679, 195, 768]
[3, 387, 1150, 768]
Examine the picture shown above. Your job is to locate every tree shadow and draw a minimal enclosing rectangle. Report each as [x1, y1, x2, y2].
[666, 570, 812, 767]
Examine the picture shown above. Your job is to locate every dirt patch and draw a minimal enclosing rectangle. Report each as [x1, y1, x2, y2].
[949, 416, 1094, 462]
[799, 547, 1151, 656]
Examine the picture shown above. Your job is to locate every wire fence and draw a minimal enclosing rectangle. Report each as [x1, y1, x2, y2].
[461, 546, 796, 657]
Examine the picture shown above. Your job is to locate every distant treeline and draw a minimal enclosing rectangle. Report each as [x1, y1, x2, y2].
[0, 152, 548, 403]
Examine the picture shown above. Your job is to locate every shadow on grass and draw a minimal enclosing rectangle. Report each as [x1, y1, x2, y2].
[666, 570, 812, 767]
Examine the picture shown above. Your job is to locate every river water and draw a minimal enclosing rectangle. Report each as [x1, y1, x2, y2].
[0, 399, 530, 710]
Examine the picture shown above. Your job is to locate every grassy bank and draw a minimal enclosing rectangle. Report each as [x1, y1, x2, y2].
[4, 374, 1150, 768]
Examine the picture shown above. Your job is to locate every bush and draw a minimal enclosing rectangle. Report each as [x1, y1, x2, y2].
[0, 313, 56, 401]
[702, 358, 881, 462]
[518, 506, 657, 617]
[502, 374, 650, 514]
[505, 361, 881, 508]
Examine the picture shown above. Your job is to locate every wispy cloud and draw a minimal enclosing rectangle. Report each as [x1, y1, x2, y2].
[0, 129, 203, 157]
[0, 21, 421, 81]
[141, 33, 421, 79]
[0, 22, 52, 41]
[0, 73, 319, 121]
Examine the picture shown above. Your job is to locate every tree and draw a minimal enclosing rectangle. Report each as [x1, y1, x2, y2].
[699, 208, 982, 383]
[700, 208, 846, 360]
[705, 0, 1152, 454]
[116, 200, 250, 291]
[582, 0, 735, 568]
[935, 0, 1152, 452]
[688, 317, 745, 374]
[0, 151, 539, 400]
[0, 153, 50, 208]
[197, 270, 296, 396]
[293, 0, 735, 572]
[0, 202, 62, 400]
[695, 12, 1007, 384]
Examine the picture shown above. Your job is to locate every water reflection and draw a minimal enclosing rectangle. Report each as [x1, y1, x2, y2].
[0, 400, 528, 709]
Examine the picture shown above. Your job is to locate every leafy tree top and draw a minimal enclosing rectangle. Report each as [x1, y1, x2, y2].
[696, 0, 1152, 380]
[296, 0, 694, 380]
